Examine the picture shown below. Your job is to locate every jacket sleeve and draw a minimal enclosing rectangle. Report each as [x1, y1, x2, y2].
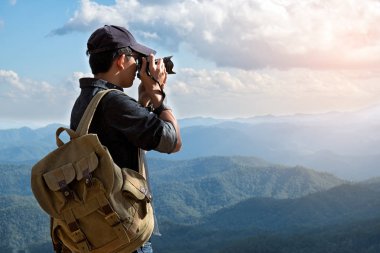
[102, 91, 177, 153]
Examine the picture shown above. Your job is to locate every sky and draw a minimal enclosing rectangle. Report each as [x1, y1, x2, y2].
[1, 0, 380, 128]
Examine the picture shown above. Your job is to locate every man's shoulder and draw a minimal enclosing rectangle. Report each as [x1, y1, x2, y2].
[102, 89, 137, 106]
[100, 89, 146, 118]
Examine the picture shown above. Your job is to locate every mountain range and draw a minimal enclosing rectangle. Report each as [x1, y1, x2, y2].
[152, 181, 380, 253]
[157, 106, 380, 181]
[1, 106, 380, 252]
[0, 155, 350, 252]
[148, 156, 344, 223]
[1, 106, 379, 180]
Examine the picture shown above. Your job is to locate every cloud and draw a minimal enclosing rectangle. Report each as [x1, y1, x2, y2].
[1, 67, 379, 124]
[170, 68, 374, 98]
[50, 0, 127, 35]
[9, 0, 16, 5]
[0, 70, 25, 92]
[166, 67, 380, 117]
[0, 70, 79, 122]
[52, 0, 380, 70]
[49, 0, 127, 36]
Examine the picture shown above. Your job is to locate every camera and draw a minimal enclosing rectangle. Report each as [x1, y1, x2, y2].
[137, 56, 176, 79]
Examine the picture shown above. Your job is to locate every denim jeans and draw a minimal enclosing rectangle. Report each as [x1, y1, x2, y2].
[135, 241, 153, 253]
[61, 241, 153, 253]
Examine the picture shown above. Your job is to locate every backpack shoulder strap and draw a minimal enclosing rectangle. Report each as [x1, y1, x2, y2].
[76, 89, 120, 136]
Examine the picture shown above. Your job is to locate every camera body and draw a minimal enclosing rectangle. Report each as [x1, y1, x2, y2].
[137, 56, 176, 79]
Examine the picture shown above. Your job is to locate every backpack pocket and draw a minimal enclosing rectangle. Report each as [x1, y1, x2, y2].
[121, 168, 151, 201]
[40, 152, 101, 218]
[121, 168, 152, 219]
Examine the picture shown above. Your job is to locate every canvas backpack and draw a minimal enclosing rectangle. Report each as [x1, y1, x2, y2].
[31, 89, 154, 253]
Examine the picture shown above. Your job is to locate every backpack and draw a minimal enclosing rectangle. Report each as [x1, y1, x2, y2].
[31, 89, 154, 253]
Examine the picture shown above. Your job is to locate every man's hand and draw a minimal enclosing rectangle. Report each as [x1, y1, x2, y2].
[139, 54, 167, 108]
[138, 83, 151, 107]
[139, 55, 181, 153]
[140, 54, 167, 88]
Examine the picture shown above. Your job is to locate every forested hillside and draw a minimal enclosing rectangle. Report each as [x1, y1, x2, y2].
[0, 157, 378, 253]
[0, 195, 51, 253]
[152, 182, 380, 253]
[149, 156, 344, 223]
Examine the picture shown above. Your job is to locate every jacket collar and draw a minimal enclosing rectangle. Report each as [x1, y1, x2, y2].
[79, 77, 124, 91]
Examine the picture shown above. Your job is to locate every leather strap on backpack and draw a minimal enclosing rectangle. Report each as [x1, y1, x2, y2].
[138, 149, 147, 179]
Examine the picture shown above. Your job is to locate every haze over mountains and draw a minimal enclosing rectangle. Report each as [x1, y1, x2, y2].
[2, 104, 379, 180]
[154, 104, 380, 181]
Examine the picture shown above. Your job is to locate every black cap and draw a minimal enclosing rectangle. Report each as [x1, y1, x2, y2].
[87, 25, 156, 56]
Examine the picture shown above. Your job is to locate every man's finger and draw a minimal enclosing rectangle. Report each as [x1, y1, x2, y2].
[141, 57, 147, 72]
[148, 54, 155, 72]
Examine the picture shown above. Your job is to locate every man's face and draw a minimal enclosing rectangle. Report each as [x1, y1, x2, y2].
[119, 53, 140, 88]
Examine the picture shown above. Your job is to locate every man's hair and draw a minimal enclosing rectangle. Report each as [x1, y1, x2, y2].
[87, 50, 118, 75]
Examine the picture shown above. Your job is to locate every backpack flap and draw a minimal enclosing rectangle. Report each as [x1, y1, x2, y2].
[74, 152, 99, 181]
[39, 163, 77, 218]
[40, 152, 100, 215]
[122, 168, 152, 202]
[43, 164, 76, 192]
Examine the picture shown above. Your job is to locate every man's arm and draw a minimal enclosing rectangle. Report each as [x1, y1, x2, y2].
[159, 109, 181, 152]
[139, 55, 182, 153]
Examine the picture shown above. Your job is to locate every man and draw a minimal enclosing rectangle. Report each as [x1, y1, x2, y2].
[69, 25, 182, 253]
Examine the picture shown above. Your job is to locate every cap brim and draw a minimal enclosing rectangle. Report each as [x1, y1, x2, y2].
[130, 42, 156, 56]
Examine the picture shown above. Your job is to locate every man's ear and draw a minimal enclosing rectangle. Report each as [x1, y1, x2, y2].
[116, 54, 126, 70]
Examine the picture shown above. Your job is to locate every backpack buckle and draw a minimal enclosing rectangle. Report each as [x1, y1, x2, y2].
[82, 168, 93, 186]
[58, 180, 74, 199]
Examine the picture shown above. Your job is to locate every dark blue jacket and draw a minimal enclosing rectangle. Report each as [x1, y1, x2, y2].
[70, 78, 177, 171]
